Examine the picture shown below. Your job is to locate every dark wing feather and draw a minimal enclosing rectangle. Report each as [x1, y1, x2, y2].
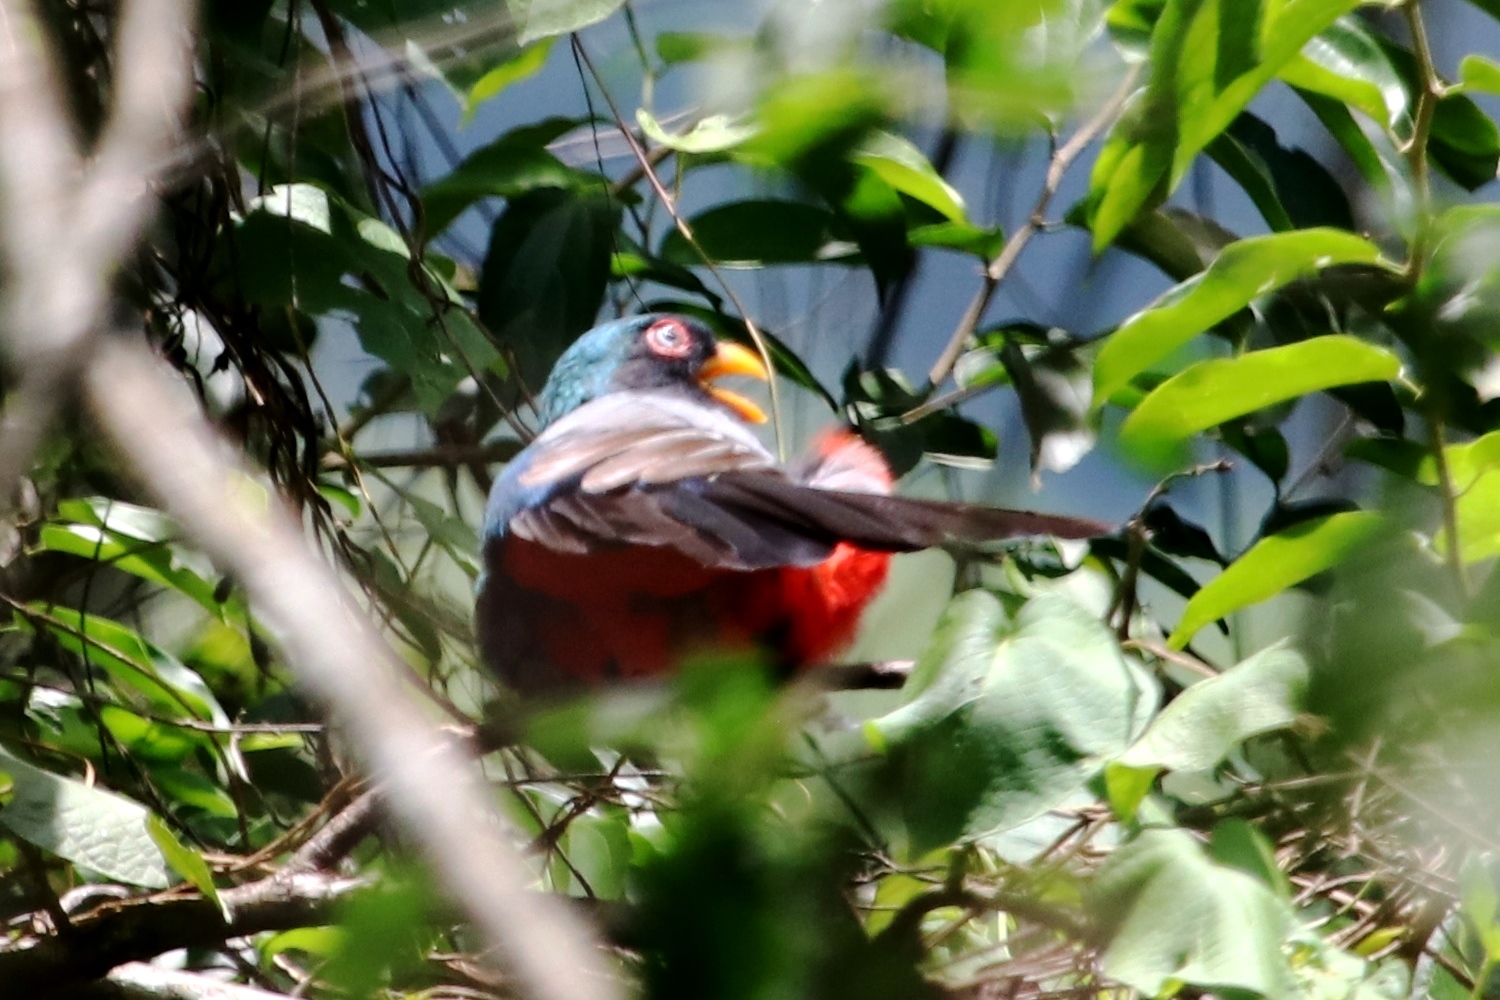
[503, 392, 1110, 570]
[699, 473, 1112, 551]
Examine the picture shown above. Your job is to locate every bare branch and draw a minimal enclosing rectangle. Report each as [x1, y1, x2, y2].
[925, 66, 1141, 389]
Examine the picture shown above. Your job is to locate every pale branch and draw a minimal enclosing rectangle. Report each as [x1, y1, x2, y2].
[0, 2, 618, 995]
[0, 0, 195, 512]
[925, 65, 1142, 390]
[82, 335, 620, 1000]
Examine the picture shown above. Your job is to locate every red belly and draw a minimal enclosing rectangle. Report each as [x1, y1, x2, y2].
[499, 537, 891, 685]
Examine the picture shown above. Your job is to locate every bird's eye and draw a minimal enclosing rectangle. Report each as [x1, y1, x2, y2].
[644, 318, 693, 359]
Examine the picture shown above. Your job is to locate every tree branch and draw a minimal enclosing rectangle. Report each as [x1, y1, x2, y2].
[925, 66, 1141, 389]
[82, 335, 619, 1000]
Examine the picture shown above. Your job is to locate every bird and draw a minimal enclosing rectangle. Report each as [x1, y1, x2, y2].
[476, 313, 1109, 695]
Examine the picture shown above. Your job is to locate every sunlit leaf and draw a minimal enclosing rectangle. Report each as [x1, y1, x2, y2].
[504, 0, 627, 44]
[1121, 642, 1310, 771]
[1092, 229, 1389, 407]
[1118, 335, 1402, 467]
[1092, 828, 1297, 998]
[870, 591, 1156, 851]
[1089, 0, 1361, 249]
[0, 746, 172, 888]
[1168, 511, 1386, 648]
[463, 39, 553, 122]
[148, 815, 227, 917]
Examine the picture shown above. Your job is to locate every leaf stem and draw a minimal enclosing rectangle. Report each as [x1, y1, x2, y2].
[1401, 0, 1440, 282]
[1428, 418, 1470, 596]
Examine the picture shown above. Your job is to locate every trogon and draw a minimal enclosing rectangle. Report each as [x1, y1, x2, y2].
[477, 313, 1108, 695]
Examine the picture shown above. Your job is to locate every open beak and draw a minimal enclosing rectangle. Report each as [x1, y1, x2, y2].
[697, 340, 770, 424]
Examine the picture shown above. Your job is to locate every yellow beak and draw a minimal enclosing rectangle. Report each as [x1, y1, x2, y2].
[697, 340, 770, 424]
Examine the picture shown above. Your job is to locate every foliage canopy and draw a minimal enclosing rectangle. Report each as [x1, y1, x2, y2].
[5, 0, 1500, 998]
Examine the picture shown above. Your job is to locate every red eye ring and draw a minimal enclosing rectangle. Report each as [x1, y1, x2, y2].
[644, 318, 693, 359]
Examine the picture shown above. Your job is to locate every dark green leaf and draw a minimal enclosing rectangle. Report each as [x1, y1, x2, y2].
[477, 188, 620, 391]
[660, 200, 856, 267]
[421, 118, 602, 235]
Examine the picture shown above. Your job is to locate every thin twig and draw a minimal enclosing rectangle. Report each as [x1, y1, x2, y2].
[926, 66, 1141, 388]
[570, 36, 787, 458]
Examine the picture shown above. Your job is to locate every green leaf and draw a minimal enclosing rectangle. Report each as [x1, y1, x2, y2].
[1118, 335, 1402, 467]
[1210, 819, 1291, 898]
[1091, 828, 1297, 998]
[43, 499, 224, 615]
[503, 0, 626, 44]
[870, 591, 1155, 851]
[0, 746, 172, 888]
[851, 131, 967, 223]
[1206, 112, 1354, 232]
[1168, 511, 1386, 648]
[1453, 469, 1500, 563]
[1121, 642, 1310, 771]
[476, 188, 620, 391]
[1092, 229, 1388, 407]
[463, 40, 553, 122]
[1280, 17, 1408, 133]
[421, 119, 601, 235]
[660, 200, 855, 267]
[147, 815, 227, 917]
[637, 109, 757, 154]
[1460, 54, 1500, 95]
[232, 184, 501, 414]
[29, 606, 229, 725]
[1089, 0, 1361, 249]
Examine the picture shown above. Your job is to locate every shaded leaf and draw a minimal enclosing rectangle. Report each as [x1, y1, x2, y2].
[661, 200, 856, 267]
[421, 118, 601, 235]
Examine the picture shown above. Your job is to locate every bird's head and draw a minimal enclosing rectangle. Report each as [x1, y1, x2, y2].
[535, 314, 770, 427]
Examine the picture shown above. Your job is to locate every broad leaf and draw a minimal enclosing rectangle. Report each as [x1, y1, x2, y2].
[1169, 511, 1386, 647]
[660, 200, 856, 267]
[504, 0, 626, 44]
[1120, 642, 1310, 771]
[1092, 828, 1297, 998]
[0, 746, 172, 888]
[421, 118, 601, 235]
[869, 591, 1155, 851]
